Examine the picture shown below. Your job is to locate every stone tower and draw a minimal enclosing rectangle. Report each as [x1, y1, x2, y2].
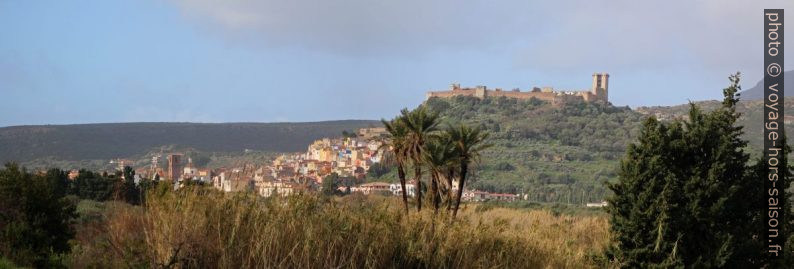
[167, 154, 183, 181]
[591, 73, 609, 102]
[474, 85, 487, 99]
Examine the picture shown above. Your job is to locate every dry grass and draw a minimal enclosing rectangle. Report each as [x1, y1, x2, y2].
[459, 207, 610, 268]
[69, 186, 610, 268]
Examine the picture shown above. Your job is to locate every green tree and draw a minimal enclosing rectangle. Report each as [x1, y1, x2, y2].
[381, 116, 411, 214]
[121, 166, 141, 205]
[0, 163, 76, 268]
[606, 74, 790, 267]
[399, 107, 440, 212]
[69, 170, 114, 201]
[44, 169, 69, 198]
[366, 161, 393, 178]
[422, 136, 457, 214]
[448, 125, 490, 218]
[138, 176, 155, 205]
[322, 173, 340, 196]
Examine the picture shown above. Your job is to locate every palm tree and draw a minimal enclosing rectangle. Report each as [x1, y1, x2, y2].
[448, 125, 491, 218]
[443, 166, 458, 211]
[380, 117, 410, 214]
[441, 139, 460, 212]
[399, 107, 440, 212]
[422, 137, 456, 215]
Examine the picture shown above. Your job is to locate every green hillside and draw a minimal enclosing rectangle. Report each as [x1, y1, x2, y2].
[0, 121, 380, 166]
[370, 95, 645, 203]
[370, 94, 791, 204]
[636, 96, 794, 156]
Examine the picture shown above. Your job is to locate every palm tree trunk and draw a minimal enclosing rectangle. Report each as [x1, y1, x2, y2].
[397, 162, 409, 214]
[452, 161, 468, 218]
[415, 165, 422, 212]
[431, 171, 440, 215]
[446, 167, 454, 211]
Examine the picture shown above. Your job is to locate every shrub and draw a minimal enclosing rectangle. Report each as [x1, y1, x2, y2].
[0, 163, 76, 268]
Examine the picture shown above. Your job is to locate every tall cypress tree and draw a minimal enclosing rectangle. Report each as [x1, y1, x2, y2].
[121, 166, 140, 205]
[606, 74, 791, 267]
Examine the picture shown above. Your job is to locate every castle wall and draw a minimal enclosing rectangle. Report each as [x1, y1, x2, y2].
[580, 92, 594, 102]
[553, 94, 585, 105]
[426, 89, 479, 99]
[426, 73, 608, 104]
[487, 91, 557, 101]
[426, 89, 561, 102]
[426, 89, 572, 103]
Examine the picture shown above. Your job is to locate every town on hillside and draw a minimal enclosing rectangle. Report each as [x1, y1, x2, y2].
[68, 127, 526, 203]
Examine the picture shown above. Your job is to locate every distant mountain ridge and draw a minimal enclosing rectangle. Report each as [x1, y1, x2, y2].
[0, 121, 380, 163]
[738, 70, 794, 100]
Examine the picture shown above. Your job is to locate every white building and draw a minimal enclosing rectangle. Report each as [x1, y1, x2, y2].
[390, 181, 417, 197]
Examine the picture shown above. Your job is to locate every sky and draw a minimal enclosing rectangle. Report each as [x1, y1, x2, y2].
[1, 0, 792, 126]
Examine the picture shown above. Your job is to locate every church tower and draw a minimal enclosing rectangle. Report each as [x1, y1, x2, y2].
[591, 73, 609, 102]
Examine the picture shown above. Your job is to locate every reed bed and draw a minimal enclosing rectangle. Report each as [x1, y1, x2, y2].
[69, 186, 609, 268]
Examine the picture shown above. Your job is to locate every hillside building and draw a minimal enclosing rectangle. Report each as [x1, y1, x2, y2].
[167, 154, 183, 181]
[426, 73, 609, 104]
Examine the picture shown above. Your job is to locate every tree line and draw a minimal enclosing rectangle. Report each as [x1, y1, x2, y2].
[0, 164, 157, 267]
[381, 106, 490, 217]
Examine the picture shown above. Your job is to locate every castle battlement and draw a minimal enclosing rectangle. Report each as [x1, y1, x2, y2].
[426, 73, 609, 104]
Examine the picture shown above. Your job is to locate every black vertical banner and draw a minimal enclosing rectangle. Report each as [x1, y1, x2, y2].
[764, 9, 784, 259]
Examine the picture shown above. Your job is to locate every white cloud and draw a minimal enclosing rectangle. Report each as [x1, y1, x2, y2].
[168, 0, 545, 55]
[169, 0, 792, 76]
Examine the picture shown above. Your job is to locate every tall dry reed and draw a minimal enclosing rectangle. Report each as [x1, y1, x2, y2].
[72, 186, 609, 268]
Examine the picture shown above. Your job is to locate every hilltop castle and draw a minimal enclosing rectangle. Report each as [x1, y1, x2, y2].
[426, 73, 609, 104]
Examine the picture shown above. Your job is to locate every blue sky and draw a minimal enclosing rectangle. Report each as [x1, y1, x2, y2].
[1, 0, 792, 126]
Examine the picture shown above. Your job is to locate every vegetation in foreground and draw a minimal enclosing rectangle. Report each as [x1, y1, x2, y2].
[0, 162, 610, 269]
[66, 187, 609, 268]
[607, 74, 794, 267]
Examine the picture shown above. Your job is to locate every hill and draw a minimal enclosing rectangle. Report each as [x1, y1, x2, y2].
[736, 70, 794, 100]
[429, 97, 645, 202]
[374, 92, 790, 204]
[636, 96, 794, 155]
[368, 96, 645, 203]
[640, 72, 794, 155]
[0, 121, 380, 165]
